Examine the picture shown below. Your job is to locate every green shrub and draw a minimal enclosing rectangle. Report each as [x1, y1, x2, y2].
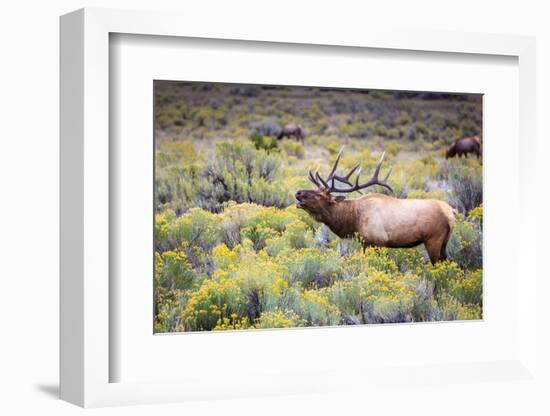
[385, 142, 402, 156]
[236, 261, 289, 322]
[457, 304, 482, 320]
[440, 160, 483, 215]
[265, 220, 316, 256]
[250, 121, 281, 137]
[167, 208, 224, 253]
[240, 207, 302, 250]
[361, 271, 418, 323]
[447, 218, 482, 270]
[452, 269, 482, 305]
[198, 141, 293, 211]
[250, 132, 279, 152]
[436, 293, 482, 321]
[468, 204, 483, 228]
[339, 249, 399, 279]
[325, 142, 340, 155]
[219, 202, 265, 248]
[423, 260, 463, 295]
[157, 250, 197, 291]
[363, 248, 399, 274]
[181, 277, 246, 331]
[396, 112, 412, 125]
[278, 248, 342, 288]
[211, 241, 290, 322]
[299, 290, 341, 326]
[388, 248, 425, 273]
[280, 141, 305, 158]
[155, 163, 201, 214]
[255, 309, 305, 329]
[328, 271, 428, 324]
[155, 294, 185, 333]
[212, 243, 240, 270]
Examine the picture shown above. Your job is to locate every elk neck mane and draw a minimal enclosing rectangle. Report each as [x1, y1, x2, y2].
[315, 197, 362, 238]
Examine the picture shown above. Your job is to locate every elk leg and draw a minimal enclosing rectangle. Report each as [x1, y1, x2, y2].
[440, 241, 448, 261]
[426, 224, 452, 263]
[439, 222, 453, 261]
[425, 238, 444, 264]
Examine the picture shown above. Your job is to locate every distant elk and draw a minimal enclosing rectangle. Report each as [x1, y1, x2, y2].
[277, 123, 306, 143]
[295, 149, 456, 263]
[446, 136, 481, 159]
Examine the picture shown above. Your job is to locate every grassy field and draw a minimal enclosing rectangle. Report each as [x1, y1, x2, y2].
[154, 81, 483, 333]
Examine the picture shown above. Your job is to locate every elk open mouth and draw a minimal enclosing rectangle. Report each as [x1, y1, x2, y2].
[295, 193, 305, 209]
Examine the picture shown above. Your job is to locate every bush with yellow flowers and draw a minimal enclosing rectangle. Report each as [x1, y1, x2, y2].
[447, 217, 482, 270]
[154, 201, 484, 332]
[255, 309, 305, 329]
[278, 247, 342, 288]
[180, 277, 246, 331]
[452, 268, 483, 306]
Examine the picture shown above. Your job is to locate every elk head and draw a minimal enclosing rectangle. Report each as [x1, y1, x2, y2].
[295, 149, 393, 221]
[445, 143, 456, 159]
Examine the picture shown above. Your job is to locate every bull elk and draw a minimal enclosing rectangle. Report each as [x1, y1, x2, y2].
[277, 123, 306, 143]
[295, 149, 456, 263]
[446, 136, 481, 159]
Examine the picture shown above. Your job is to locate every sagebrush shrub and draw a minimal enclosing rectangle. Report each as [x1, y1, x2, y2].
[299, 290, 341, 326]
[265, 220, 316, 256]
[168, 208, 224, 253]
[198, 141, 293, 211]
[250, 120, 281, 137]
[219, 202, 265, 248]
[440, 160, 483, 214]
[447, 218, 482, 270]
[157, 250, 197, 291]
[468, 204, 483, 228]
[423, 260, 463, 295]
[452, 269, 482, 306]
[240, 207, 300, 250]
[279, 248, 342, 288]
[155, 163, 201, 215]
[250, 132, 279, 152]
[280, 141, 306, 158]
[181, 277, 246, 331]
[255, 309, 305, 329]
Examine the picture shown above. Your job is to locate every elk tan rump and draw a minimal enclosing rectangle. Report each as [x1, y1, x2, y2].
[354, 195, 455, 253]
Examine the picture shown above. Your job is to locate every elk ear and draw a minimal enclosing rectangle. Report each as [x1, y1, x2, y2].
[334, 195, 346, 203]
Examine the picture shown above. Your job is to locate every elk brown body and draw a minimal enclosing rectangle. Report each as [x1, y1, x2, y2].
[277, 123, 306, 142]
[446, 136, 481, 159]
[296, 150, 456, 263]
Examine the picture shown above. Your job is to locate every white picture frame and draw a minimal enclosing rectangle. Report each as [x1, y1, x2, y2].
[60, 7, 538, 408]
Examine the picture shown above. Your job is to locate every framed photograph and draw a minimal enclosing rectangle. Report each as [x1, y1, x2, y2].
[151, 79, 483, 336]
[60, 8, 538, 408]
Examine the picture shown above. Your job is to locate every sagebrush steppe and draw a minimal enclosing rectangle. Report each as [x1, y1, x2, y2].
[154, 82, 483, 332]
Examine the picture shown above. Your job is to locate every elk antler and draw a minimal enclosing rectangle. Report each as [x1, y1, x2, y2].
[307, 148, 393, 194]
